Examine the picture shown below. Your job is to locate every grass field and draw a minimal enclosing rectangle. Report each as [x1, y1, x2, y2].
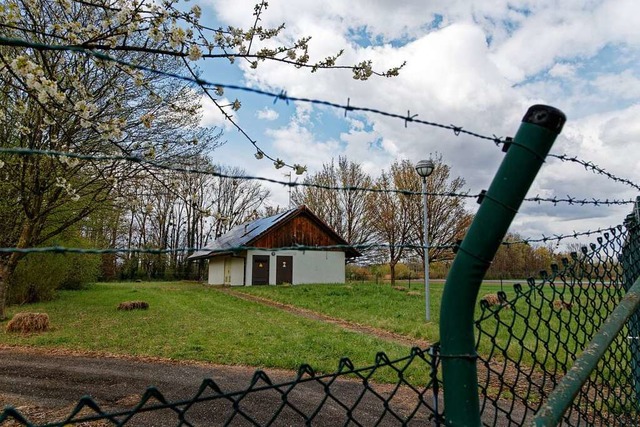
[238, 280, 518, 343]
[0, 282, 414, 377]
[0, 280, 619, 383]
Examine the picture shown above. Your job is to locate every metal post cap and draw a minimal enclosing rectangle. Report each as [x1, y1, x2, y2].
[522, 105, 567, 134]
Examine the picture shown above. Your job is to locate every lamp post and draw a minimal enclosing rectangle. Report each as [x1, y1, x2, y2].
[415, 159, 435, 321]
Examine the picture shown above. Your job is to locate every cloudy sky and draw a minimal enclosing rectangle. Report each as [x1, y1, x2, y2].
[196, 0, 640, 245]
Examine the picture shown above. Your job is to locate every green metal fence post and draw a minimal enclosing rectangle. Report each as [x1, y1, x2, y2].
[439, 105, 566, 426]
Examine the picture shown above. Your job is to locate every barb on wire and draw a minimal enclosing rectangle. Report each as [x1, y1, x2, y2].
[548, 153, 640, 192]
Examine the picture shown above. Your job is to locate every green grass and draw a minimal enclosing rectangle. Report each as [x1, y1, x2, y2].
[0, 282, 415, 380]
[237, 280, 627, 380]
[237, 280, 519, 343]
[1, 280, 624, 385]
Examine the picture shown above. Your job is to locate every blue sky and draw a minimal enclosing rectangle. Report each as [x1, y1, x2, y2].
[194, 0, 640, 244]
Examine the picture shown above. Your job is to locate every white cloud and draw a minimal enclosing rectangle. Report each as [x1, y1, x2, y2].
[200, 95, 237, 131]
[198, 0, 640, 240]
[256, 107, 279, 121]
[548, 63, 577, 78]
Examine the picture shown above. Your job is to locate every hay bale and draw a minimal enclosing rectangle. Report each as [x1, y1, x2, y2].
[481, 293, 501, 306]
[6, 312, 50, 333]
[553, 299, 572, 310]
[480, 293, 510, 310]
[117, 301, 149, 311]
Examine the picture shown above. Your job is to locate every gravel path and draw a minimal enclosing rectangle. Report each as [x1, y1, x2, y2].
[0, 346, 436, 426]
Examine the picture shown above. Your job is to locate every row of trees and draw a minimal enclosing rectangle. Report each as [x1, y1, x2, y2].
[293, 155, 473, 285]
[0, 0, 401, 317]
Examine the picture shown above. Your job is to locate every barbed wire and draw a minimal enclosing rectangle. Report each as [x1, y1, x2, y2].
[499, 225, 623, 246]
[0, 37, 506, 145]
[548, 153, 640, 192]
[0, 147, 475, 199]
[0, 226, 624, 256]
[0, 148, 635, 207]
[2, 37, 638, 193]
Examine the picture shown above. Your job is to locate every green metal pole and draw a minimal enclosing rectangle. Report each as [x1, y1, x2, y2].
[532, 275, 640, 425]
[439, 105, 566, 426]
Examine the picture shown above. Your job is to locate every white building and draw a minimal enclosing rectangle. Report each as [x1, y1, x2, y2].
[188, 206, 360, 286]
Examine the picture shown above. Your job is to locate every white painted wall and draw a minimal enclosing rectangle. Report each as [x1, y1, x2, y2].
[244, 250, 345, 285]
[294, 251, 345, 284]
[229, 257, 245, 286]
[207, 256, 245, 286]
[207, 258, 225, 285]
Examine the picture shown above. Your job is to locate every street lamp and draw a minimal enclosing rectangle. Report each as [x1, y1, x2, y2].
[415, 159, 435, 321]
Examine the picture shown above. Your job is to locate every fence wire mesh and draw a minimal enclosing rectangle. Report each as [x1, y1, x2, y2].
[0, 347, 443, 426]
[475, 223, 640, 425]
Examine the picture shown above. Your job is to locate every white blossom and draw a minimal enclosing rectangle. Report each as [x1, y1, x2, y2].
[188, 45, 202, 61]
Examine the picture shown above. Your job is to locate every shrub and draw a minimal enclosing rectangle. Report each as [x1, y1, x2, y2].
[6, 312, 50, 333]
[8, 236, 100, 303]
[345, 265, 370, 281]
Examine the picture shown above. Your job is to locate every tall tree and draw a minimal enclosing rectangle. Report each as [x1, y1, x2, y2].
[369, 157, 472, 285]
[406, 154, 473, 266]
[0, 1, 220, 317]
[292, 157, 373, 255]
[368, 162, 413, 286]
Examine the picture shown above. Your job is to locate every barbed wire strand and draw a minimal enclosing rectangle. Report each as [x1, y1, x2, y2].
[2, 37, 639, 192]
[548, 153, 640, 192]
[0, 226, 622, 255]
[1, 148, 635, 206]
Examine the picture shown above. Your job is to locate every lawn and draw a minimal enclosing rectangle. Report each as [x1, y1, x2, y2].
[0, 282, 414, 377]
[1, 280, 620, 385]
[237, 280, 519, 343]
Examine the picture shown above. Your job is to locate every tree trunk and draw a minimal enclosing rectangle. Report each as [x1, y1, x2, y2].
[389, 261, 396, 287]
[0, 220, 36, 319]
[0, 263, 8, 320]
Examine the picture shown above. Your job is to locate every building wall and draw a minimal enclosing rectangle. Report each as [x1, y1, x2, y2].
[229, 257, 245, 286]
[245, 250, 345, 285]
[294, 250, 345, 284]
[207, 256, 245, 286]
[207, 258, 225, 285]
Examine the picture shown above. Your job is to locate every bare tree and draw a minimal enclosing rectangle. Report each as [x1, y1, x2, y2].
[406, 154, 473, 266]
[368, 162, 413, 286]
[293, 157, 374, 255]
[369, 157, 472, 285]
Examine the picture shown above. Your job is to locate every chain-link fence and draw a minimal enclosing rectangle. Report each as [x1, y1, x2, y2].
[476, 223, 640, 425]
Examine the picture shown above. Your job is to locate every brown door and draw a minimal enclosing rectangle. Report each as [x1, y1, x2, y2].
[276, 256, 293, 285]
[252, 255, 270, 285]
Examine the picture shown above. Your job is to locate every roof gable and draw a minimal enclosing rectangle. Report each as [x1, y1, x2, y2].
[188, 206, 360, 260]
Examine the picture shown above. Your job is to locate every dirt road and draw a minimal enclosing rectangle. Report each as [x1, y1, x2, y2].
[0, 346, 435, 426]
